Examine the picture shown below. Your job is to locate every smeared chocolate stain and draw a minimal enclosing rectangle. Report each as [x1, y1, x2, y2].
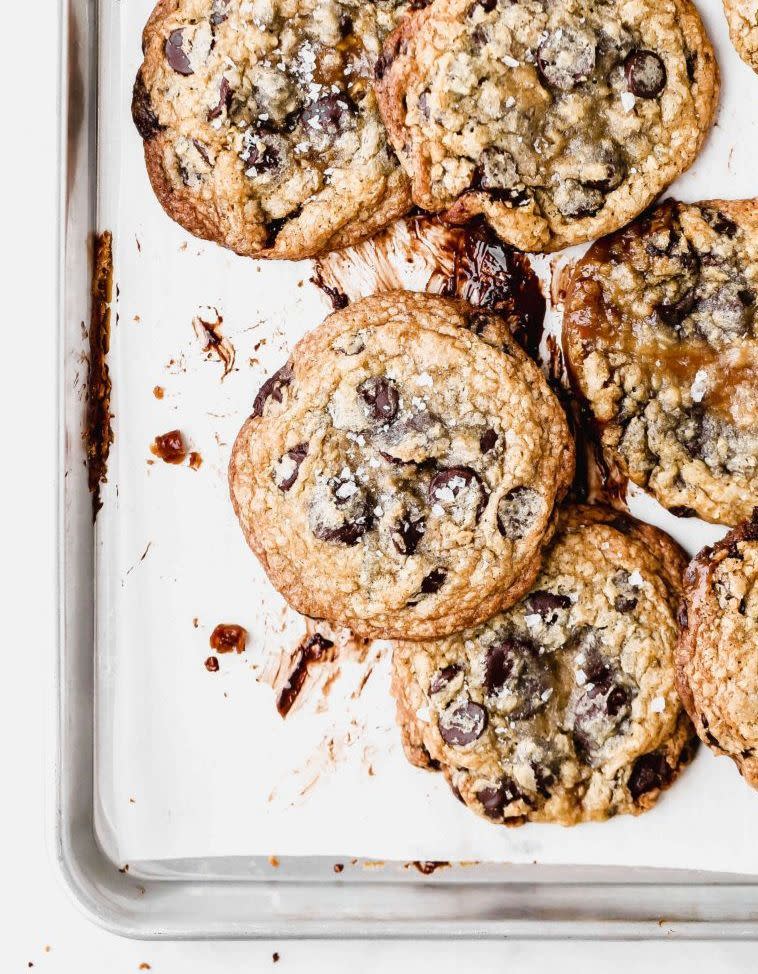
[277, 633, 336, 717]
[193, 308, 235, 378]
[406, 860, 451, 875]
[310, 264, 348, 311]
[313, 214, 545, 359]
[85, 231, 114, 518]
[151, 429, 187, 464]
[210, 623, 247, 654]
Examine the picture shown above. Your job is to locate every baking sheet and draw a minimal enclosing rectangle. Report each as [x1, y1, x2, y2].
[94, 0, 758, 871]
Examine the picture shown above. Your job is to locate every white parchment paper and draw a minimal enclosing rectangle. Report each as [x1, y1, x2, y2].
[94, 0, 758, 871]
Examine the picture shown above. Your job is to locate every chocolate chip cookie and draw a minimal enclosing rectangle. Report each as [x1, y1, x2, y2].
[133, 0, 411, 259]
[724, 0, 758, 73]
[393, 505, 696, 825]
[676, 511, 758, 788]
[229, 291, 574, 639]
[564, 199, 758, 526]
[374, 0, 718, 253]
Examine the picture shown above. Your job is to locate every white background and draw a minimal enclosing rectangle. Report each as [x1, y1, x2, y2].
[1, 1, 757, 969]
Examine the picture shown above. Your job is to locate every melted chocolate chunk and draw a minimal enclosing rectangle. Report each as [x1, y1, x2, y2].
[537, 28, 596, 91]
[359, 376, 399, 422]
[428, 466, 488, 522]
[276, 633, 334, 717]
[165, 29, 193, 75]
[252, 363, 293, 417]
[624, 49, 666, 98]
[701, 208, 738, 238]
[392, 511, 426, 555]
[152, 429, 187, 464]
[628, 751, 673, 800]
[657, 289, 697, 329]
[479, 428, 498, 453]
[275, 443, 308, 492]
[242, 138, 280, 174]
[132, 73, 162, 141]
[208, 76, 232, 120]
[420, 567, 447, 594]
[430, 663, 462, 694]
[210, 623, 247, 654]
[497, 486, 543, 540]
[525, 590, 572, 621]
[300, 93, 356, 136]
[484, 634, 550, 719]
[439, 699, 488, 746]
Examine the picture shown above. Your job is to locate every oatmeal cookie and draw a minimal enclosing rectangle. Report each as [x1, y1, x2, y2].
[392, 505, 696, 825]
[676, 511, 758, 787]
[229, 291, 574, 639]
[374, 0, 718, 253]
[564, 199, 758, 526]
[133, 0, 411, 259]
[724, 0, 758, 73]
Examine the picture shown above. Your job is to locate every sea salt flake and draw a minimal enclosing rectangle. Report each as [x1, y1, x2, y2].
[431, 503, 445, 516]
[575, 669, 587, 686]
[503, 55, 520, 68]
[650, 696, 666, 713]
[628, 570, 644, 588]
[368, 457, 381, 468]
[335, 482, 358, 499]
[620, 91, 636, 112]
[540, 688, 553, 702]
[690, 369, 709, 403]
[417, 371, 433, 387]
[416, 705, 431, 723]
[524, 613, 542, 629]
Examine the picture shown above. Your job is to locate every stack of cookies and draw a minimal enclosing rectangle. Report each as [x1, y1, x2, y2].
[134, 0, 758, 826]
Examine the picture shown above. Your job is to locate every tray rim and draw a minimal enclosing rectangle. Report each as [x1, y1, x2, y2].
[52, 0, 758, 940]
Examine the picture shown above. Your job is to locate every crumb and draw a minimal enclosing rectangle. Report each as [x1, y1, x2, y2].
[272, 953, 280, 963]
[134, 314, 141, 323]
[189, 451, 203, 470]
[204, 656, 220, 672]
[268, 855, 280, 868]
[153, 386, 164, 399]
[118, 864, 130, 873]
[333, 863, 344, 873]
[139, 965, 152, 971]
[129, 797, 136, 804]
[192, 617, 200, 628]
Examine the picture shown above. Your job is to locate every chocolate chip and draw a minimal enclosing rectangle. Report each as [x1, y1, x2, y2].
[392, 512, 426, 555]
[657, 290, 696, 329]
[476, 777, 527, 818]
[312, 507, 373, 546]
[614, 593, 638, 613]
[275, 443, 308, 492]
[677, 602, 688, 628]
[525, 590, 572, 621]
[165, 29, 193, 75]
[300, 93, 355, 136]
[497, 486, 543, 540]
[685, 49, 697, 82]
[374, 35, 404, 81]
[468, 0, 497, 12]
[572, 680, 631, 765]
[532, 763, 554, 799]
[358, 376, 399, 422]
[430, 664, 462, 694]
[420, 567, 447, 594]
[131, 73, 162, 141]
[242, 139, 280, 174]
[429, 467, 488, 522]
[552, 179, 604, 219]
[439, 700, 488, 746]
[479, 428, 498, 453]
[484, 635, 549, 720]
[339, 14, 353, 37]
[537, 28, 596, 91]
[208, 76, 232, 120]
[466, 311, 490, 335]
[252, 363, 293, 417]
[624, 49, 666, 98]
[264, 207, 302, 248]
[628, 751, 672, 801]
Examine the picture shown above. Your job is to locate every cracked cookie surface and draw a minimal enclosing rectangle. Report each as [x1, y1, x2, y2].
[564, 199, 758, 526]
[676, 511, 758, 788]
[392, 505, 696, 825]
[374, 0, 718, 253]
[229, 291, 574, 639]
[724, 0, 758, 73]
[133, 0, 411, 259]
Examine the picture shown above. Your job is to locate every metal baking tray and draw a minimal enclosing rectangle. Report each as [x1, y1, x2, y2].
[55, 0, 758, 938]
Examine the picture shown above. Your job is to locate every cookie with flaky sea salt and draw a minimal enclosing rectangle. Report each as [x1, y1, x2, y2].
[724, 0, 758, 73]
[229, 291, 574, 640]
[676, 511, 758, 788]
[132, 0, 411, 259]
[374, 0, 718, 253]
[392, 505, 696, 825]
[564, 199, 758, 526]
